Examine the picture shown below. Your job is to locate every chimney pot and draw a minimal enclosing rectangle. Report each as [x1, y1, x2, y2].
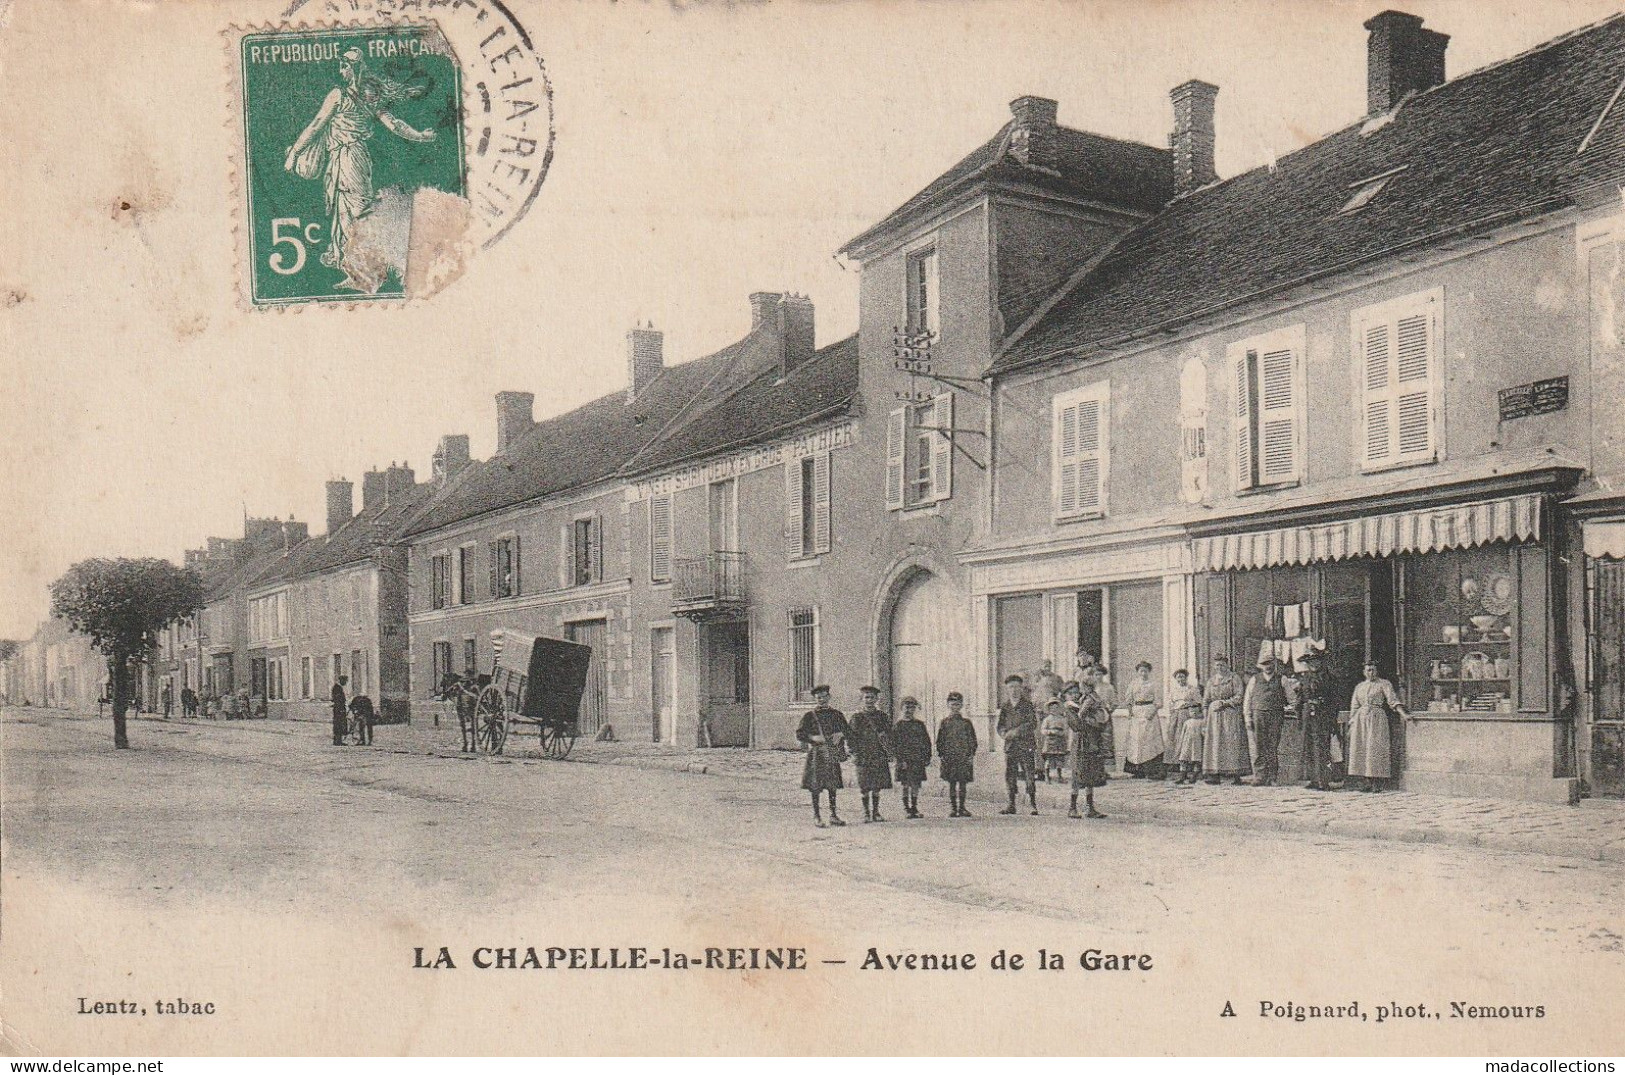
[625, 323, 665, 402]
[1365, 10, 1448, 115]
[1009, 95, 1059, 128]
[1169, 80, 1218, 197]
[432, 435, 471, 485]
[325, 479, 354, 535]
[494, 390, 535, 454]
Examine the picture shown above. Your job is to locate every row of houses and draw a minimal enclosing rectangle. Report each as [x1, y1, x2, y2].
[9, 10, 1625, 802]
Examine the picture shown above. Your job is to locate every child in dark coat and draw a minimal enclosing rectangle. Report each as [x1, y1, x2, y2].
[890, 696, 933, 819]
[935, 691, 978, 818]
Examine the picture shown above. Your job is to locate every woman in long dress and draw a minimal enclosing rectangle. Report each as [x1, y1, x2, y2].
[1348, 662, 1407, 792]
[1201, 654, 1250, 784]
[284, 47, 438, 292]
[1166, 668, 1205, 785]
[1122, 661, 1165, 779]
[1065, 676, 1111, 819]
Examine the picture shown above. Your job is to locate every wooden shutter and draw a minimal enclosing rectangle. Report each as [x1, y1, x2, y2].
[1055, 387, 1106, 519]
[785, 459, 805, 558]
[590, 515, 603, 583]
[1394, 309, 1434, 461]
[885, 408, 906, 510]
[930, 394, 953, 501]
[650, 496, 672, 581]
[924, 249, 940, 337]
[1361, 294, 1438, 467]
[812, 451, 831, 555]
[1233, 349, 1256, 490]
[1257, 346, 1300, 484]
[558, 525, 571, 589]
[511, 536, 521, 596]
[488, 541, 499, 598]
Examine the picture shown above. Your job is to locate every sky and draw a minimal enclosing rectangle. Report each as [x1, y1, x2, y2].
[2, 0, 1621, 639]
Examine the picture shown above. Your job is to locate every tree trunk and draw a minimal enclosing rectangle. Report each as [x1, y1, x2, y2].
[110, 648, 129, 749]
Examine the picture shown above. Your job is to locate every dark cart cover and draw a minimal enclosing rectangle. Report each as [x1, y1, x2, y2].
[521, 636, 592, 725]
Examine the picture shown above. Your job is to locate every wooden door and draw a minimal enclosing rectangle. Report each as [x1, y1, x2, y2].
[565, 620, 608, 734]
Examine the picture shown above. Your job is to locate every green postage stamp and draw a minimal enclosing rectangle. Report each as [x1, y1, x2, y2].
[239, 25, 465, 304]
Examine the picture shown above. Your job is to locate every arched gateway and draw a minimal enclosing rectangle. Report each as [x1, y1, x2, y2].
[876, 560, 972, 735]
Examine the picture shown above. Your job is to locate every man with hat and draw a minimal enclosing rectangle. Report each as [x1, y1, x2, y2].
[1295, 648, 1335, 790]
[1244, 653, 1290, 786]
[890, 696, 933, 818]
[848, 685, 895, 822]
[997, 674, 1040, 815]
[796, 685, 850, 827]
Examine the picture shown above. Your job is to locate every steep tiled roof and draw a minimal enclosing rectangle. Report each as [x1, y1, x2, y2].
[995, 14, 1625, 373]
[620, 334, 860, 477]
[208, 541, 302, 601]
[840, 123, 1172, 258]
[270, 484, 434, 582]
[402, 336, 756, 537]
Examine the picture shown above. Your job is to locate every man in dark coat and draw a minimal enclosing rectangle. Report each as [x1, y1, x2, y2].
[935, 691, 978, 817]
[997, 674, 1039, 815]
[1296, 650, 1335, 790]
[330, 674, 348, 746]
[848, 686, 894, 822]
[348, 693, 375, 746]
[1245, 655, 1289, 786]
[890, 696, 933, 819]
[796, 685, 849, 828]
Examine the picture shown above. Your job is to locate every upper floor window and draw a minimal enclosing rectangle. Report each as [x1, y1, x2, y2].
[648, 495, 673, 584]
[430, 553, 451, 610]
[455, 545, 475, 605]
[785, 452, 831, 558]
[564, 515, 603, 587]
[1356, 288, 1442, 471]
[489, 535, 520, 598]
[886, 394, 953, 510]
[1229, 325, 1305, 491]
[905, 246, 939, 338]
[1052, 381, 1109, 521]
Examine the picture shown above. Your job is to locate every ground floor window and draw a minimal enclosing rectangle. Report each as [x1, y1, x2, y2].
[431, 640, 453, 694]
[300, 656, 313, 699]
[1407, 546, 1517, 714]
[789, 608, 818, 702]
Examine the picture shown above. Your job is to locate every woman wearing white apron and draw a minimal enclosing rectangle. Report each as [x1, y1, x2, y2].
[1348, 662, 1407, 792]
[1122, 661, 1165, 779]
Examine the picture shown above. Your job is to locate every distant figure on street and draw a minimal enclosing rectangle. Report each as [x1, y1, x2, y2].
[1348, 662, 1406, 792]
[796, 685, 849, 828]
[161, 682, 174, 720]
[348, 693, 375, 746]
[996, 674, 1039, 815]
[331, 674, 349, 746]
[936, 691, 978, 818]
[890, 696, 932, 819]
[847, 685, 894, 823]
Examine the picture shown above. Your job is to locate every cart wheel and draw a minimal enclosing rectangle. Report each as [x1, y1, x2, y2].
[546, 728, 575, 760]
[475, 686, 507, 756]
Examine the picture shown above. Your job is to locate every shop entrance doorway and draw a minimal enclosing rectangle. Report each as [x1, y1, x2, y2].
[1590, 560, 1625, 796]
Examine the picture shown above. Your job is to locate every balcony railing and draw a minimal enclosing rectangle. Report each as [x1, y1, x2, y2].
[672, 552, 747, 620]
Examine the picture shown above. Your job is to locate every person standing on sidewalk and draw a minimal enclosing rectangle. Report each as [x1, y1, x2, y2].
[1202, 655, 1250, 785]
[1165, 668, 1202, 784]
[1122, 660, 1165, 779]
[330, 674, 348, 747]
[797, 685, 849, 827]
[1296, 649, 1335, 790]
[1066, 673, 1110, 819]
[936, 691, 978, 818]
[848, 686, 894, 823]
[1244, 655, 1289, 786]
[996, 675, 1039, 815]
[891, 697, 932, 819]
[1040, 699, 1070, 783]
[1348, 662, 1406, 792]
[161, 682, 174, 720]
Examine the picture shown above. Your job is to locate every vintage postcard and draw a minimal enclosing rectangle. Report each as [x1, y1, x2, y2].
[4, 0, 1625, 1058]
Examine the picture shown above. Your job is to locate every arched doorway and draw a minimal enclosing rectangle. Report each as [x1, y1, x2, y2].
[883, 567, 970, 736]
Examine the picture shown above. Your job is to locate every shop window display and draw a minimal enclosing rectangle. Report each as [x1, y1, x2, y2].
[1407, 546, 1518, 714]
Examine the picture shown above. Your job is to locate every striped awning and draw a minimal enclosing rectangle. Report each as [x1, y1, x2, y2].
[1584, 521, 1625, 560]
[1193, 494, 1542, 573]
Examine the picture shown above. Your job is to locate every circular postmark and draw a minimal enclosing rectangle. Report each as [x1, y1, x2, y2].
[233, 0, 554, 305]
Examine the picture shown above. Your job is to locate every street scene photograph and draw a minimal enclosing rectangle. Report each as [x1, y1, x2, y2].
[3, 0, 1625, 1059]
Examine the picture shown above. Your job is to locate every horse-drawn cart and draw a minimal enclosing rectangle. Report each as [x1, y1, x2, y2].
[456, 629, 593, 758]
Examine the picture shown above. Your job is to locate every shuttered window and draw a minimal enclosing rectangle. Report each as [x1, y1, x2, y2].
[649, 496, 672, 583]
[1357, 289, 1441, 470]
[1229, 326, 1304, 490]
[885, 395, 954, 511]
[1053, 380, 1109, 521]
[488, 535, 519, 598]
[786, 452, 833, 559]
[562, 516, 603, 588]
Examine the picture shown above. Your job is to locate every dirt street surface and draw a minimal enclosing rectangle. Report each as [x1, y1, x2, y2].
[5, 708, 1624, 1055]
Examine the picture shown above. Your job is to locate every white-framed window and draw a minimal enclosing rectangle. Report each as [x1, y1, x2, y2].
[1229, 324, 1306, 491]
[300, 656, 312, 699]
[455, 544, 476, 605]
[886, 393, 953, 510]
[785, 452, 831, 559]
[489, 534, 520, 598]
[562, 514, 603, 587]
[905, 245, 939, 338]
[648, 495, 673, 583]
[430, 552, 451, 609]
[1052, 380, 1109, 521]
[1354, 288, 1442, 471]
[789, 607, 819, 703]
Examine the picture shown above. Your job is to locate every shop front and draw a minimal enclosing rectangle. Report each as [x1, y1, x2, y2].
[1575, 498, 1625, 797]
[1192, 493, 1577, 802]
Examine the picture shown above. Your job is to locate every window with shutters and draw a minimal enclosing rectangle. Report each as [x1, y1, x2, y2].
[454, 545, 477, 605]
[431, 641, 452, 693]
[489, 534, 519, 598]
[648, 495, 673, 583]
[885, 393, 953, 510]
[789, 607, 819, 703]
[1228, 325, 1305, 491]
[905, 247, 939, 338]
[1356, 289, 1442, 471]
[570, 514, 603, 587]
[1052, 381, 1110, 521]
[431, 553, 451, 609]
[786, 452, 831, 559]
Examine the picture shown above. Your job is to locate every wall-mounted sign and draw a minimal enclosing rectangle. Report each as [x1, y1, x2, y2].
[1498, 376, 1569, 421]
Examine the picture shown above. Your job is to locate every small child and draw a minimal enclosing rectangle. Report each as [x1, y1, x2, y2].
[890, 696, 933, 819]
[935, 691, 978, 818]
[1040, 699, 1070, 783]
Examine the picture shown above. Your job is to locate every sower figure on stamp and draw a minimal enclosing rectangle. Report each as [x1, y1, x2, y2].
[936, 691, 978, 818]
[848, 686, 894, 823]
[1296, 649, 1335, 790]
[330, 674, 348, 747]
[797, 685, 849, 828]
[890, 696, 932, 819]
[996, 675, 1039, 815]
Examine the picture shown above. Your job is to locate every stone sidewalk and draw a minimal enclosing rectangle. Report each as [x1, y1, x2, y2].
[96, 709, 1625, 864]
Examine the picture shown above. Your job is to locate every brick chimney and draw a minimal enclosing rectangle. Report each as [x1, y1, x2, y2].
[1170, 80, 1218, 197]
[282, 519, 309, 547]
[1365, 10, 1448, 115]
[495, 391, 534, 454]
[749, 292, 783, 331]
[1008, 96, 1058, 166]
[325, 479, 354, 535]
[385, 462, 415, 503]
[361, 469, 387, 510]
[432, 435, 471, 486]
[777, 294, 816, 378]
[625, 323, 664, 402]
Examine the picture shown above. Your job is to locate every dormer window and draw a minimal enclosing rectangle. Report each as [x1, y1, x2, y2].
[1340, 165, 1408, 214]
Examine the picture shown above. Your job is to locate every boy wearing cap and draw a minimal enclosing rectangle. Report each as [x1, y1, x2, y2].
[848, 685, 895, 822]
[796, 685, 850, 827]
[891, 696, 932, 818]
[935, 692, 978, 817]
[997, 674, 1039, 815]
